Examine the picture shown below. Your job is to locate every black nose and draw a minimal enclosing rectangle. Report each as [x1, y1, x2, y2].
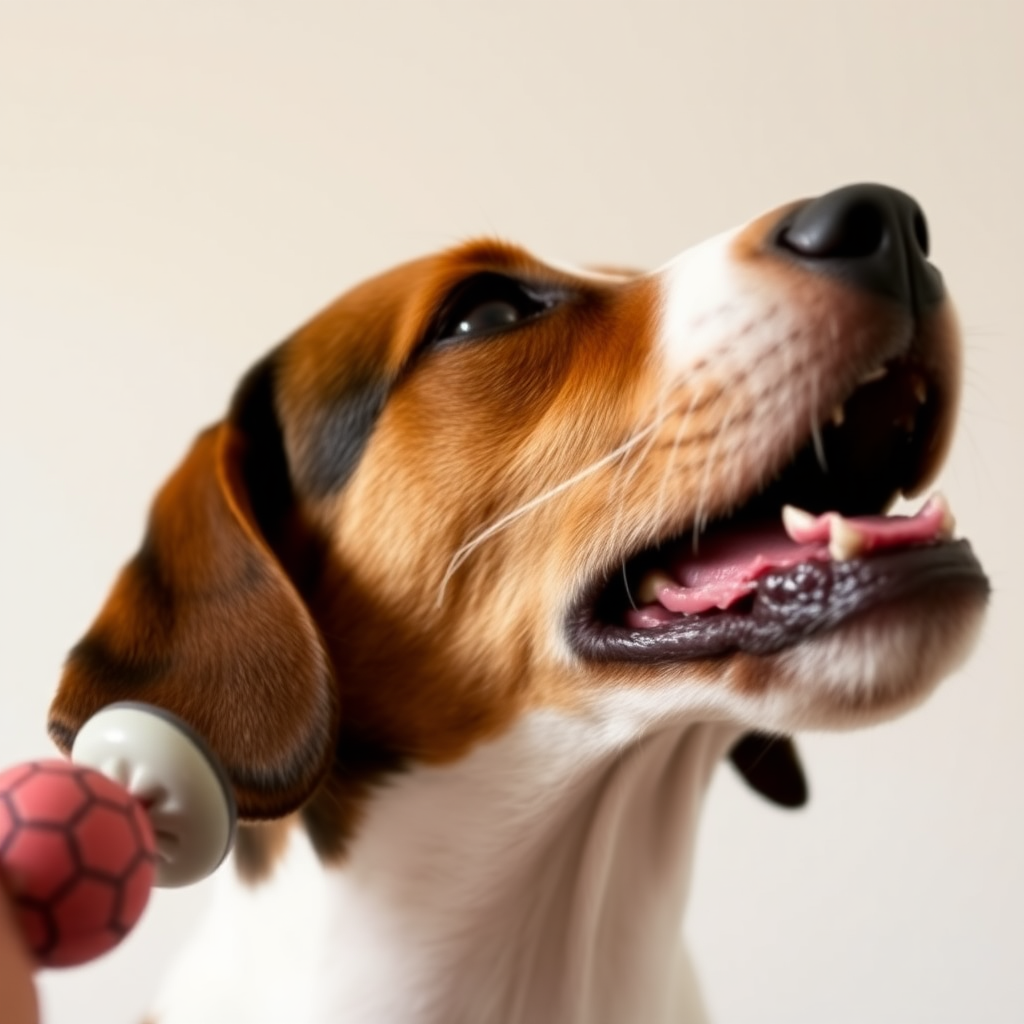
[774, 184, 944, 313]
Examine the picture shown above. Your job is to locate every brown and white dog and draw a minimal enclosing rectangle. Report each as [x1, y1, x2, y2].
[48, 185, 988, 1024]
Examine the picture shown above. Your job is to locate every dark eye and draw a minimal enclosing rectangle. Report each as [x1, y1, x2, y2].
[454, 299, 522, 336]
[429, 273, 559, 346]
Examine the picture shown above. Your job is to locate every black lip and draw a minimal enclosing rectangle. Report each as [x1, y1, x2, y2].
[567, 540, 988, 663]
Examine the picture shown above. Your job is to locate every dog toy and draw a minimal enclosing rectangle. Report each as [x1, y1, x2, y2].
[0, 703, 236, 967]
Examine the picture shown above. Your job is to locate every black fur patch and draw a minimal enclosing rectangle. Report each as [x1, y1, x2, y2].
[229, 352, 297, 543]
[301, 737, 406, 861]
[66, 632, 172, 691]
[728, 732, 808, 808]
[236, 348, 390, 501]
[290, 374, 390, 500]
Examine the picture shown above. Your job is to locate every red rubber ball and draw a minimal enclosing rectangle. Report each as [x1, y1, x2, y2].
[0, 759, 157, 967]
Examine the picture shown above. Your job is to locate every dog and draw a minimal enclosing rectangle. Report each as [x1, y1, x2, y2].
[48, 184, 988, 1024]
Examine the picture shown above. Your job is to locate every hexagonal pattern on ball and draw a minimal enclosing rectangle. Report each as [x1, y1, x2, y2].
[0, 760, 158, 967]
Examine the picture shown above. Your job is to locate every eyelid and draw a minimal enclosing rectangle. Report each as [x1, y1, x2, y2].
[424, 272, 567, 348]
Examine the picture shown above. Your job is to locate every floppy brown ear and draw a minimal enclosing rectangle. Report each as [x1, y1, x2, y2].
[728, 732, 808, 809]
[48, 357, 338, 819]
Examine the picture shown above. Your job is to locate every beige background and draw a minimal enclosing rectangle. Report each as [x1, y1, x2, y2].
[2, 2, 1021, 1021]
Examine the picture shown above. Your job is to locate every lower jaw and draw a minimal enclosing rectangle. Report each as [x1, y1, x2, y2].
[567, 540, 988, 664]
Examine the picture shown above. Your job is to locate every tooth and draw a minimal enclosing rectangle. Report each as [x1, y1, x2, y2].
[913, 378, 928, 404]
[931, 492, 956, 538]
[782, 504, 818, 541]
[860, 366, 888, 385]
[828, 514, 869, 561]
[830, 404, 845, 426]
[637, 571, 675, 605]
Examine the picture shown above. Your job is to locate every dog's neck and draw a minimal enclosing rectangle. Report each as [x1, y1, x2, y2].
[155, 708, 738, 1024]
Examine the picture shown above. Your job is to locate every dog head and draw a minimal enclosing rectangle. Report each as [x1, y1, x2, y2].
[49, 185, 988, 852]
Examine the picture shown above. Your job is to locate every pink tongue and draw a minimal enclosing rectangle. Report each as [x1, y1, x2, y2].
[634, 497, 949, 620]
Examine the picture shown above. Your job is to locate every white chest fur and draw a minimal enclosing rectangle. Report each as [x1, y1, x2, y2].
[153, 709, 737, 1024]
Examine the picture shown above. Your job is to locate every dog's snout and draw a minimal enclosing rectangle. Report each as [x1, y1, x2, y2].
[773, 183, 944, 313]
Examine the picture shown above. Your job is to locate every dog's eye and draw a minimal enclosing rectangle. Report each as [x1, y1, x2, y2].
[455, 299, 521, 336]
[429, 273, 557, 345]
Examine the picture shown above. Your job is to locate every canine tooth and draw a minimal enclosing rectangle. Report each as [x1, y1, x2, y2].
[931, 492, 956, 538]
[860, 366, 888, 385]
[782, 504, 818, 541]
[828, 514, 868, 561]
[913, 378, 928, 404]
[636, 571, 674, 606]
[830, 404, 845, 427]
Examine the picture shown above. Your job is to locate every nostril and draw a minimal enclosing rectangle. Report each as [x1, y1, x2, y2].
[771, 184, 944, 313]
[779, 198, 888, 260]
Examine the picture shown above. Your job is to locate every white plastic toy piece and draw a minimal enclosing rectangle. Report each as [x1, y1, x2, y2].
[71, 702, 237, 888]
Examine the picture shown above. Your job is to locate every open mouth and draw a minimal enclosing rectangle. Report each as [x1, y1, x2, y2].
[568, 349, 989, 663]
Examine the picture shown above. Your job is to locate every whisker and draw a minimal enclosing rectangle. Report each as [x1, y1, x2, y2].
[605, 377, 677, 559]
[623, 561, 637, 611]
[436, 411, 676, 606]
[809, 370, 827, 472]
[691, 386, 744, 552]
[655, 381, 705, 526]
[605, 396, 661, 552]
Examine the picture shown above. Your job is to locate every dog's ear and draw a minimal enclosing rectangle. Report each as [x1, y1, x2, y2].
[728, 732, 808, 809]
[48, 355, 338, 820]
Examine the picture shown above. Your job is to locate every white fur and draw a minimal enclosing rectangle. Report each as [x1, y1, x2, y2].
[653, 226, 868, 525]
[154, 706, 739, 1024]
[656, 229, 744, 372]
